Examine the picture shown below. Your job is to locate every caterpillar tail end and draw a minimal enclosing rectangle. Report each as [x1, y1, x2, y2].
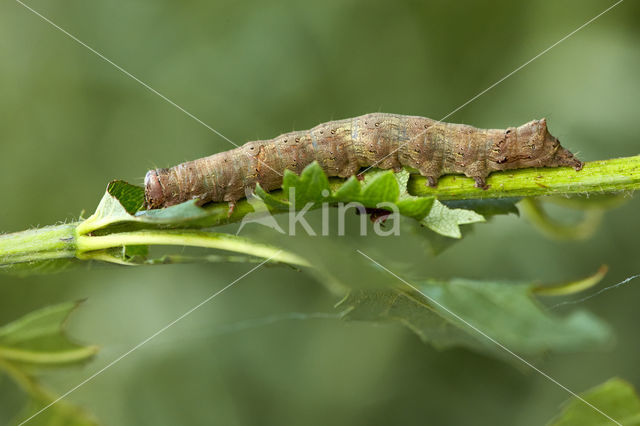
[144, 169, 166, 210]
[554, 147, 583, 172]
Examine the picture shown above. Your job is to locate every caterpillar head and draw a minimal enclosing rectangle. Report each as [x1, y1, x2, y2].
[490, 119, 582, 171]
[145, 168, 168, 209]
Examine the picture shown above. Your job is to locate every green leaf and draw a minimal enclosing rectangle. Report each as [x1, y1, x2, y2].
[339, 276, 611, 357]
[282, 162, 331, 207]
[75, 181, 309, 267]
[254, 183, 290, 210]
[79, 167, 477, 247]
[77, 182, 212, 236]
[549, 378, 640, 426]
[106, 180, 145, 214]
[0, 303, 101, 425]
[420, 200, 485, 238]
[359, 170, 400, 205]
[284, 164, 436, 221]
[255, 164, 439, 231]
[0, 301, 98, 367]
[394, 169, 435, 219]
[331, 176, 361, 201]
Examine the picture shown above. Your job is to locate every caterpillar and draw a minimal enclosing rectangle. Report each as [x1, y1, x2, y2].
[145, 113, 582, 210]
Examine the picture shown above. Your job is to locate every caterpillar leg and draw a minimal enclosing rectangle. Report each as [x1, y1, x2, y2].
[464, 162, 490, 190]
[417, 164, 441, 188]
[422, 175, 438, 187]
[227, 201, 236, 217]
[472, 176, 490, 190]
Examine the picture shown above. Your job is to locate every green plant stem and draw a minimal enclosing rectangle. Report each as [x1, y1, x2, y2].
[408, 156, 640, 199]
[0, 224, 78, 266]
[76, 230, 310, 267]
[2, 156, 640, 270]
[204, 156, 640, 229]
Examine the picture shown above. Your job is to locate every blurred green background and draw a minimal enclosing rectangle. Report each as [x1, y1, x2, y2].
[1, 0, 639, 425]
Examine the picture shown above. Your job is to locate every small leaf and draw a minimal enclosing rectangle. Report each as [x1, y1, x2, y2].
[340, 275, 611, 357]
[331, 176, 361, 201]
[393, 170, 435, 219]
[77, 182, 218, 235]
[106, 180, 145, 214]
[260, 164, 437, 226]
[396, 197, 435, 220]
[75, 182, 308, 267]
[123, 244, 149, 261]
[0, 301, 98, 367]
[282, 162, 331, 207]
[136, 200, 212, 223]
[359, 170, 400, 205]
[254, 183, 290, 210]
[421, 200, 485, 238]
[549, 378, 640, 426]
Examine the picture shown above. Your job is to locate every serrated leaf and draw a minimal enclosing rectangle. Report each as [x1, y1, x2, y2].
[254, 183, 290, 211]
[549, 378, 640, 426]
[359, 170, 400, 205]
[106, 180, 145, 214]
[256, 164, 437, 226]
[340, 275, 611, 357]
[331, 176, 361, 201]
[0, 301, 98, 367]
[421, 200, 485, 238]
[282, 162, 331, 207]
[396, 197, 435, 220]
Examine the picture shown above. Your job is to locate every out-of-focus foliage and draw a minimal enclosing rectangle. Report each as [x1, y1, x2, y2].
[0, 302, 99, 425]
[341, 273, 611, 357]
[549, 378, 640, 426]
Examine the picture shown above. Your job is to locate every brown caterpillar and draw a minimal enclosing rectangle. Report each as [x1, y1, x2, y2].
[145, 113, 582, 209]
